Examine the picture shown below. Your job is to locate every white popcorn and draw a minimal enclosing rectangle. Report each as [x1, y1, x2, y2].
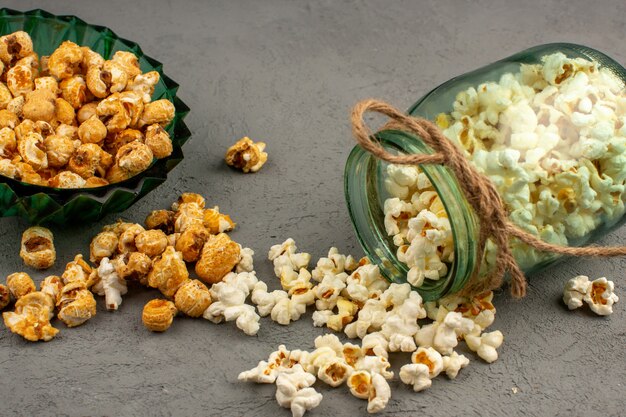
[361, 332, 389, 358]
[312, 309, 333, 327]
[399, 363, 432, 392]
[465, 330, 504, 363]
[317, 358, 352, 387]
[381, 290, 426, 352]
[313, 272, 347, 310]
[442, 351, 470, 379]
[432, 311, 475, 355]
[278, 266, 313, 292]
[563, 275, 591, 310]
[275, 365, 323, 417]
[271, 296, 308, 325]
[251, 281, 288, 317]
[92, 257, 127, 311]
[347, 371, 391, 413]
[383, 197, 415, 236]
[355, 355, 393, 380]
[326, 297, 359, 332]
[344, 298, 387, 339]
[269, 239, 311, 275]
[204, 271, 260, 335]
[311, 247, 357, 282]
[344, 263, 389, 303]
[238, 360, 279, 384]
[236, 246, 255, 273]
[367, 373, 391, 413]
[583, 277, 619, 316]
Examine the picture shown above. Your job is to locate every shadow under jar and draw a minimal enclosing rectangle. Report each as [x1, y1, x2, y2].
[345, 43, 626, 301]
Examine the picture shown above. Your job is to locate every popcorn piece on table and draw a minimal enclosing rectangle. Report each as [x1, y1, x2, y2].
[311, 247, 358, 282]
[203, 271, 260, 335]
[381, 286, 426, 352]
[142, 299, 177, 332]
[6, 272, 36, 300]
[414, 311, 474, 355]
[399, 347, 443, 392]
[2, 291, 58, 342]
[195, 233, 241, 284]
[56, 281, 97, 327]
[20, 226, 56, 270]
[0, 283, 10, 310]
[563, 275, 591, 310]
[225, 136, 268, 173]
[465, 330, 504, 363]
[347, 370, 391, 413]
[274, 365, 323, 417]
[238, 345, 309, 384]
[442, 351, 470, 379]
[268, 238, 311, 279]
[583, 277, 619, 316]
[344, 261, 389, 303]
[174, 279, 212, 317]
[92, 257, 127, 311]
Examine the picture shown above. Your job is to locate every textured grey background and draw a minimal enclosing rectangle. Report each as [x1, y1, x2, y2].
[0, 1, 625, 416]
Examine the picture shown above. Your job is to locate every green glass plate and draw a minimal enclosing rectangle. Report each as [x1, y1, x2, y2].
[0, 8, 191, 225]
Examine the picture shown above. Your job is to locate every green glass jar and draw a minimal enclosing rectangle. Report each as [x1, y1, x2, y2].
[345, 43, 626, 301]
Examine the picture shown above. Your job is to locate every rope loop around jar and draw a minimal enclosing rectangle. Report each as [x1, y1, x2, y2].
[351, 99, 626, 299]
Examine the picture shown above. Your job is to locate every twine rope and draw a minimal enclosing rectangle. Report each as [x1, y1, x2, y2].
[351, 99, 626, 298]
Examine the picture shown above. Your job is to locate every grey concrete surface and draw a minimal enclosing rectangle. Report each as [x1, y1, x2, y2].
[1, 0, 625, 416]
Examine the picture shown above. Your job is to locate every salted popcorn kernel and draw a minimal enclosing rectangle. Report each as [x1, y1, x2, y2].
[147, 246, 189, 297]
[89, 231, 119, 263]
[20, 226, 56, 270]
[442, 351, 470, 379]
[411, 347, 444, 377]
[145, 209, 176, 234]
[48, 40, 83, 80]
[563, 275, 591, 310]
[2, 292, 58, 342]
[225, 136, 268, 173]
[327, 297, 359, 332]
[135, 229, 168, 258]
[144, 124, 173, 159]
[56, 282, 97, 327]
[318, 359, 352, 387]
[6, 272, 36, 299]
[175, 224, 211, 262]
[0, 284, 10, 310]
[174, 279, 212, 317]
[142, 299, 177, 332]
[465, 330, 504, 363]
[195, 233, 241, 284]
[92, 257, 127, 311]
[583, 277, 619, 316]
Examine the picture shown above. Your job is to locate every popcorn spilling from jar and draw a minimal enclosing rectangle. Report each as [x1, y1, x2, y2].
[383, 52, 626, 288]
[239, 242, 507, 415]
[0, 31, 175, 188]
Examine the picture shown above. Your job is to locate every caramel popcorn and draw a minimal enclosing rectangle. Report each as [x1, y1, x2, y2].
[195, 233, 241, 284]
[56, 281, 97, 327]
[174, 279, 212, 317]
[19, 226, 56, 270]
[135, 229, 168, 258]
[6, 272, 36, 299]
[147, 246, 189, 297]
[175, 224, 210, 262]
[225, 136, 268, 173]
[142, 299, 177, 332]
[144, 209, 176, 234]
[0, 283, 10, 310]
[0, 31, 175, 188]
[2, 291, 58, 342]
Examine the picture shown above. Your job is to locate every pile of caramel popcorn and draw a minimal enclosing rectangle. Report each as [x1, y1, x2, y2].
[0, 31, 175, 188]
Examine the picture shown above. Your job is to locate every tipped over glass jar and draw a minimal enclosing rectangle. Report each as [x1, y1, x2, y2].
[345, 43, 626, 301]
